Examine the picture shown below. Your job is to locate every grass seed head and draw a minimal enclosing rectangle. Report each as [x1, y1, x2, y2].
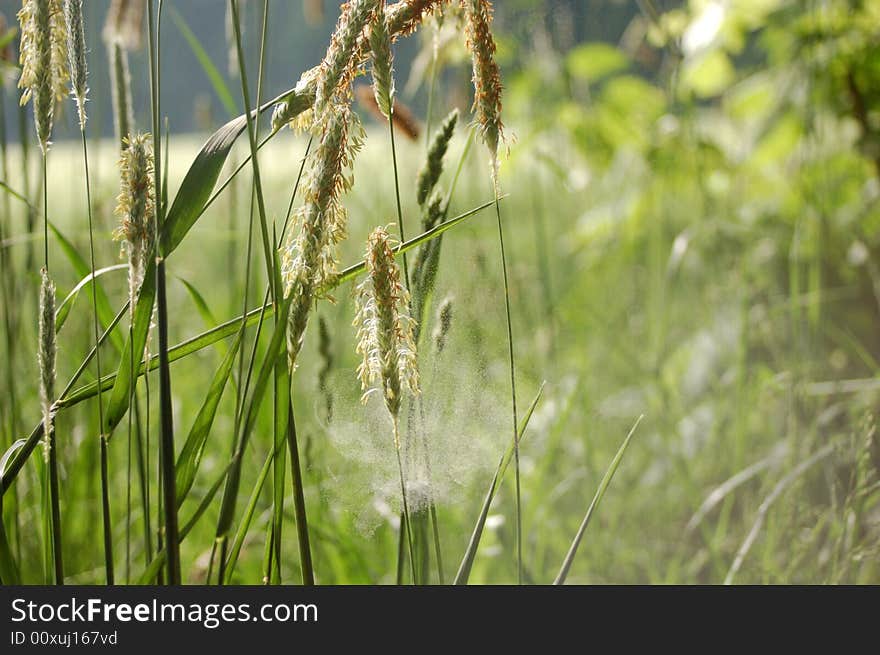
[314, 0, 379, 116]
[433, 295, 453, 354]
[354, 226, 420, 440]
[113, 133, 155, 316]
[18, 0, 69, 153]
[38, 267, 56, 459]
[103, 0, 144, 50]
[369, 0, 394, 119]
[284, 104, 364, 369]
[417, 107, 458, 206]
[462, 0, 504, 180]
[63, 0, 87, 128]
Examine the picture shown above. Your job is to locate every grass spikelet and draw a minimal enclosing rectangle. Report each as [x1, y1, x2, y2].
[462, 0, 503, 180]
[284, 104, 364, 368]
[354, 226, 420, 437]
[37, 267, 56, 457]
[432, 296, 453, 354]
[103, 0, 144, 51]
[369, 0, 394, 119]
[113, 133, 155, 317]
[63, 0, 87, 128]
[354, 84, 420, 141]
[417, 108, 457, 206]
[18, 0, 69, 152]
[314, 0, 379, 114]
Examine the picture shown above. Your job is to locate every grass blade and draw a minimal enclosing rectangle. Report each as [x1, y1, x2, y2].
[455, 382, 545, 585]
[175, 331, 243, 506]
[553, 415, 643, 585]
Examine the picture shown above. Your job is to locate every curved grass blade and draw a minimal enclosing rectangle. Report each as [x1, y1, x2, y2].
[553, 415, 643, 585]
[455, 382, 545, 585]
[137, 459, 234, 584]
[55, 264, 127, 336]
[175, 330, 243, 506]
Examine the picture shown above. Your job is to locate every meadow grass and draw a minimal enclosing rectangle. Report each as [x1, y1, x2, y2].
[0, 0, 878, 586]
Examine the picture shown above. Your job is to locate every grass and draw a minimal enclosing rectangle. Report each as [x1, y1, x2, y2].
[0, 0, 878, 586]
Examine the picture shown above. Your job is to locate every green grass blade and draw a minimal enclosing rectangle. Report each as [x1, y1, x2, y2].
[168, 6, 238, 117]
[553, 415, 643, 585]
[104, 259, 156, 433]
[50, 223, 125, 351]
[137, 459, 234, 584]
[55, 264, 127, 335]
[455, 382, 545, 585]
[223, 444, 277, 583]
[175, 330, 243, 506]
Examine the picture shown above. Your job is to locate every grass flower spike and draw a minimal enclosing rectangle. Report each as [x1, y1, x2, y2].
[369, 0, 394, 119]
[284, 104, 364, 367]
[18, 0, 69, 151]
[462, 0, 503, 180]
[63, 0, 87, 128]
[38, 267, 56, 458]
[113, 133, 155, 316]
[314, 0, 379, 114]
[354, 226, 420, 444]
[417, 108, 458, 206]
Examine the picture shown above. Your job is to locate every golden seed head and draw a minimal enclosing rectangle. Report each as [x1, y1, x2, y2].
[462, 0, 504, 180]
[113, 133, 155, 315]
[38, 267, 56, 457]
[63, 0, 88, 128]
[354, 226, 420, 426]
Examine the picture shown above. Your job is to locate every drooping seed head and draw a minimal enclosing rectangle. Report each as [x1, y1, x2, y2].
[462, 0, 504, 180]
[354, 226, 420, 437]
[416, 108, 458, 206]
[18, 0, 69, 152]
[369, 0, 394, 119]
[63, 0, 88, 128]
[314, 0, 379, 116]
[113, 133, 155, 316]
[284, 104, 364, 369]
[38, 267, 56, 459]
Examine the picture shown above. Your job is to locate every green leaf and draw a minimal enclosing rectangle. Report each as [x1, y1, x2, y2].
[175, 330, 243, 506]
[55, 264, 127, 336]
[49, 223, 125, 352]
[553, 415, 643, 584]
[455, 382, 546, 585]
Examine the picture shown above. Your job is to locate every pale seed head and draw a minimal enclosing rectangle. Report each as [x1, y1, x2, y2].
[113, 133, 155, 316]
[354, 226, 420, 428]
[38, 267, 56, 458]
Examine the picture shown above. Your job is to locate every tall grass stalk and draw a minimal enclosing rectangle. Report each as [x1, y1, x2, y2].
[146, 0, 180, 585]
[64, 0, 114, 585]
